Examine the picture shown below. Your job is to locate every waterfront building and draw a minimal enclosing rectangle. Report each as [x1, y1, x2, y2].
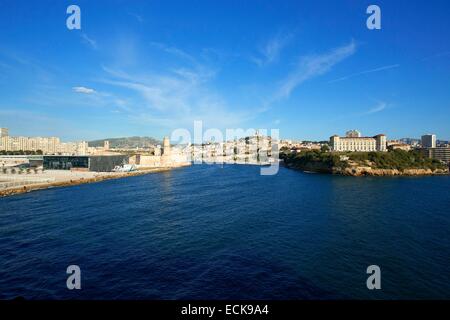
[0, 155, 43, 168]
[421, 134, 436, 148]
[330, 131, 387, 152]
[420, 147, 450, 164]
[129, 137, 190, 168]
[142, 132, 277, 166]
[43, 155, 129, 172]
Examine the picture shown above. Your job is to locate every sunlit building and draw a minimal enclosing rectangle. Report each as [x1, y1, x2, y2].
[421, 147, 450, 164]
[0, 128, 8, 137]
[330, 131, 387, 152]
[0, 127, 88, 155]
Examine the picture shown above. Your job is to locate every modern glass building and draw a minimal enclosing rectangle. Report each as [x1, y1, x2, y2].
[43, 155, 129, 172]
[43, 156, 89, 170]
[89, 155, 129, 172]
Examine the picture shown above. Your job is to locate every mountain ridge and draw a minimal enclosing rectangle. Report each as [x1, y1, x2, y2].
[88, 136, 161, 148]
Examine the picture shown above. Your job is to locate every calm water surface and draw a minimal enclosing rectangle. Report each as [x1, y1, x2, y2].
[0, 165, 449, 299]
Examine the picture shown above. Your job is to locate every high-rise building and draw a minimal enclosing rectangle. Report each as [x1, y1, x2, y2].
[0, 127, 8, 137]
[421, 134, 436, 148]
[0, 128, 87, 155]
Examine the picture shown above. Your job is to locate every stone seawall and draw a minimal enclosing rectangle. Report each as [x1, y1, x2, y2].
[0, 167, 178, 197]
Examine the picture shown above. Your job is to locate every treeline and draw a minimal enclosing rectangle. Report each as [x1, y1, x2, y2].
[0, 150, 43, 155]
[346, 149, 446, 171]
[281, 149, 446, 171]
[281, 148, 343, 168]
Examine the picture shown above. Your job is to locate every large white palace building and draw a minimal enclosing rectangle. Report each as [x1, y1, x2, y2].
[330, 130, 387, 152]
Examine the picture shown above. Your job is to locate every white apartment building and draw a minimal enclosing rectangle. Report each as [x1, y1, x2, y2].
[0, 128, 8, 137]
[330, 131, 387, 152]
[0, 128, 88, 155]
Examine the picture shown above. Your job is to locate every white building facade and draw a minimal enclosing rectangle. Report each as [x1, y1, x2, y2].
[0, 128, 88, 155]
[330, 131, 387, 152]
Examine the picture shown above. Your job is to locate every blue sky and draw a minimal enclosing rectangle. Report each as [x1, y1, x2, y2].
[0, 0, 449, 141]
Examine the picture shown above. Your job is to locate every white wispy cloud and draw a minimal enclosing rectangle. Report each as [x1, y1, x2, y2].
[25, 84, 131, 114]
[0, 48, 58, 83]
[327, 101, 391, 123]
[366, 102, 387, 114]
[252, 32, 293, 66]
[150, 42, 197, 65]
[81, 33, 98, 50]
[276, 40, 356, 100]
[72, 86, 96, 94]
[329, 64, 400, 83]
[95, 39, 259, 129]
[100, 62, 254, 129]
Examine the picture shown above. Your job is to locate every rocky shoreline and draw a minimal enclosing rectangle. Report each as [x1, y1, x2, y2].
[284, 162, 449, 176]
[333, 166, 449, 176]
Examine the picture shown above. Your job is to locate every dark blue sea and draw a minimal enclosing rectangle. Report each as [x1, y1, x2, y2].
[0, 165, 449, 299]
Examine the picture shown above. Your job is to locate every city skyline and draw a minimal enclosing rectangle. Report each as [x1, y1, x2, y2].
[1, 0, 450, 141]
[1, 125, 448, 145]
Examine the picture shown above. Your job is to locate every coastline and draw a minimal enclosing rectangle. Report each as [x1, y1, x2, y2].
[282, 149, 449, 177]
[284, 162, 449, 176]
[332, 166, 449, 176]
[0, 165, 189, 198]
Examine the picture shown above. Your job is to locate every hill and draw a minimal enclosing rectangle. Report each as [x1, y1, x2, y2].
[281, 149, 448, 176]
[88, 136, 161, 149]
